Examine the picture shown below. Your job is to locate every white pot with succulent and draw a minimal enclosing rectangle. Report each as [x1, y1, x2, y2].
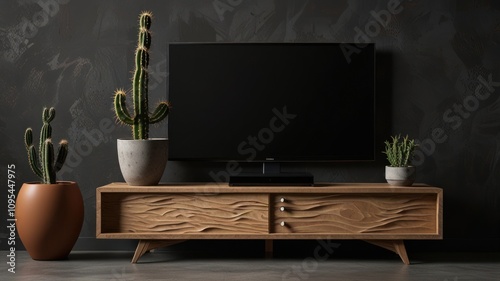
[382, 134, 418, 186]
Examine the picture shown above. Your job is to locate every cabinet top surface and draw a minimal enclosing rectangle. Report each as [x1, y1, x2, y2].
[97, 182, 442, 194]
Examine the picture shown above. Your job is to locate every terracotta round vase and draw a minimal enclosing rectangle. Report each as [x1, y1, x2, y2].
[16, 181, 84, 260]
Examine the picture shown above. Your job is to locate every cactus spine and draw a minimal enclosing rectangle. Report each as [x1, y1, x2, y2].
[24, 107, 68, 184]
[113, 11, 170, 139]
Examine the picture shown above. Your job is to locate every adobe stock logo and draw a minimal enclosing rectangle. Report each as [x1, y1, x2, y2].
[237, 106, 297, 161]
[208, 106, 297, 184]
[281, 239, 340, 281]
[3, 0, 70, 62]
[342, 0, 407, 63]
[414, 74, 499, 165]
[59, 118, 116, 178]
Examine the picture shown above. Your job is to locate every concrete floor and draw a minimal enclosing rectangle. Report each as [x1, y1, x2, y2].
[1, 250, 499, 281]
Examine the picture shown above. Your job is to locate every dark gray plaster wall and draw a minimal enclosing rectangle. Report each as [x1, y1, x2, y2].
[0, 0, 499, 252]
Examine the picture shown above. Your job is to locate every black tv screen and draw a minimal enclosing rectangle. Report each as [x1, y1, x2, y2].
[168, 43, 375, 162]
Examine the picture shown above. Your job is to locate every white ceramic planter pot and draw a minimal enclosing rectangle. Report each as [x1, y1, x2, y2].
[385, 166, 416, 186]
[117, 138, 168, 186]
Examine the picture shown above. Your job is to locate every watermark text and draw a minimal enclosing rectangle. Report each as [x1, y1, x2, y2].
[6, 164, 17, 274]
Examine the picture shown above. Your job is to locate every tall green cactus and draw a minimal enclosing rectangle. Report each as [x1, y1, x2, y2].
[113, 11, 170, 139]
[24, 107, 69, 184]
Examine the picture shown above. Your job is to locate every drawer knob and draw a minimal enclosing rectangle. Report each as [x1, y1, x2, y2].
[280, 206, 285, 212]
[280, 197, 285, 203]
[280, 221, 286, 227]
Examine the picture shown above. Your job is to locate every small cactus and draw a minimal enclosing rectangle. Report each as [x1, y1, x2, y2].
[382, 134, 417, 167]
[113, 11, 170, 139]
[24, 107, 68, 184]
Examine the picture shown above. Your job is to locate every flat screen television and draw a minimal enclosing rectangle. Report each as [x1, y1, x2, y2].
[168, 43, 375, 185]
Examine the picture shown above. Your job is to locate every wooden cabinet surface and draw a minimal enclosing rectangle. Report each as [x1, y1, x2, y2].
[270, 193, 438, 236]
[100, 193, 269, 235]
[96, 182, 442, 264]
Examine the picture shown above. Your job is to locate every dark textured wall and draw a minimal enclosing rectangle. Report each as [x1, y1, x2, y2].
[1, 0, 499, 252]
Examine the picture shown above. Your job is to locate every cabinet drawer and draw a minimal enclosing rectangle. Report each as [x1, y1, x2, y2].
[100, 193, 269, 234]
[271, 194, 438, 235]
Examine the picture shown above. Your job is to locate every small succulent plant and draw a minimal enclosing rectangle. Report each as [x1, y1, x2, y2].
[24, 107, 68, 184]
[113, 11, 170, 140]
[383, 134, 417, 167]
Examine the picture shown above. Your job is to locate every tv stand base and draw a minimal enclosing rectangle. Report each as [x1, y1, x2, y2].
[132, 239, 410, 264]
[132, 240, 186, 263]
[96, 182, 442, 264]
[364, 240, 410, 265]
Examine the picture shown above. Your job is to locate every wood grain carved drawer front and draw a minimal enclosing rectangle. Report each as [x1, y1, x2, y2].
[271, 194, 438, 235]
[100, 193, 269, 234]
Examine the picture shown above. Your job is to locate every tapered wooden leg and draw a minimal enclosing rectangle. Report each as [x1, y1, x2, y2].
[265, 240, 273, 258]
[132, 240, 186, 263]
[364, 240, 410, 265]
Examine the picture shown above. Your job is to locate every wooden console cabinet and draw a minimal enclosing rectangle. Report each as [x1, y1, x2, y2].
[96, 183, 442, 264]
